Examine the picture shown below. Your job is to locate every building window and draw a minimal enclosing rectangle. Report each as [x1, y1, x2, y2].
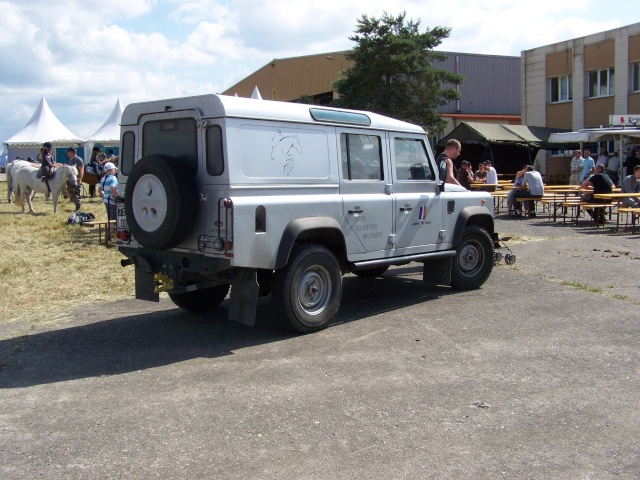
[549, 75, 572, 103]
[587, 68, 615, 98]
[632, 62, 640, 92]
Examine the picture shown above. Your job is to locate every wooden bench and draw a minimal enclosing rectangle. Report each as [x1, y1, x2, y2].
[563, 202, 613, 227]
[82, 219, 116, 245]
[617, 207, 640, 233]
[515, 196, 544, 217]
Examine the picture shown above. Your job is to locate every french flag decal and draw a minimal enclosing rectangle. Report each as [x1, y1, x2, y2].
[418, 203, 427, 221]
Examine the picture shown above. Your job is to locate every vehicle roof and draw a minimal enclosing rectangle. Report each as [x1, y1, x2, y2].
[121, 94, 426, 134]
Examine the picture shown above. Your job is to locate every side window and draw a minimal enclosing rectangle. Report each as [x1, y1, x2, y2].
[120, 131, 135, 176]
[340, 133, 383, 180]
[206, 125, 224, 176]
[394, 137, 435, 181]
[142, 118, 198, 175]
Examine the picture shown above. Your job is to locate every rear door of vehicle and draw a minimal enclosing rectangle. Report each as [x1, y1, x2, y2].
[338, 129, 393, 254]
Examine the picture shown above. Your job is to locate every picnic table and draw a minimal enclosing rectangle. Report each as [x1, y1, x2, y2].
[593, 193, 640, 231]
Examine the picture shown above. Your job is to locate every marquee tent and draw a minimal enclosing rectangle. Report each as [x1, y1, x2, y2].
[84, 99, 124, 159]
[3, 96, 84, 163]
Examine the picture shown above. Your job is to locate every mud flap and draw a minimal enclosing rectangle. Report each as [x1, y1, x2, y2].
[422, 256, 452, 286]
[228, 269, 259, 326]
[135, 268, 160, 302]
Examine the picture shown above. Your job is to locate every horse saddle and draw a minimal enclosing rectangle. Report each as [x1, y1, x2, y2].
[37, 168, 57, 181]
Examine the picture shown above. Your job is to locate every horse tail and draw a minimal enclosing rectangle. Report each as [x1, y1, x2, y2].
[14, 179, 23, 208]
[6, 162, 14, 203]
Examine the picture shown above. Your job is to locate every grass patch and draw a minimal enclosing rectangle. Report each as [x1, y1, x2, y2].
[0, 181, 135, 326]
[560, 280, 603, 294]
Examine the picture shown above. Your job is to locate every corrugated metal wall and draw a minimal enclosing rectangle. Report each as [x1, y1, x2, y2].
[436, 53, 521, 115]
[222, 51, 521, 117]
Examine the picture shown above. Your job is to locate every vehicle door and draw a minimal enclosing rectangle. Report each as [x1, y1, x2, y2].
[390, 134, 445, 252]
[137, 112, 205, 250]
[338, 130, 393, 254]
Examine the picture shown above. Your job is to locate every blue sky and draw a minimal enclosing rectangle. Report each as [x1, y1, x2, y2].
[1, 0, 639, 156]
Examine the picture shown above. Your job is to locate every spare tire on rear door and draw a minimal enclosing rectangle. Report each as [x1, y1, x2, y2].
[124, 154, 198, 250]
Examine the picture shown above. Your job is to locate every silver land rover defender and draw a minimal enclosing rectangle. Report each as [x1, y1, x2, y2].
[115, 94, 496, 333]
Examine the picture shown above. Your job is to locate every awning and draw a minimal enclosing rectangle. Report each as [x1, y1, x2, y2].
[549, 128, 640, 144]
[438, 122, 569, 147]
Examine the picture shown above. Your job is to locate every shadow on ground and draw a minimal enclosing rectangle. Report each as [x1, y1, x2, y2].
[0, 265, 453, 388]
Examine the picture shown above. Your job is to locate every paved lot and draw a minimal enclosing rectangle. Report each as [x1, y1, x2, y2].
[1, 215, 639, 479]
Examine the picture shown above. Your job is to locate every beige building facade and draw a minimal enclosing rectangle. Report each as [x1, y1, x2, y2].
[522, 22, 640, 179]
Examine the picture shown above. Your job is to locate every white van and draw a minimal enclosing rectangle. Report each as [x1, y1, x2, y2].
[115, 94, 496, 333]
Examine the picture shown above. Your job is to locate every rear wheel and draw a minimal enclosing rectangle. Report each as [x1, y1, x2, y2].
[451, 225, 494, 290]
[168, 284, 230, 312]
[271, 244, 342, 334]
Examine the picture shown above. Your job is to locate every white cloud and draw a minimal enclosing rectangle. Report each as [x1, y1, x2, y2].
[1, 0, 639, 150]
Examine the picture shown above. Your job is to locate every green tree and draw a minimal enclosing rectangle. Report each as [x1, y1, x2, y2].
[332, 11, 463, 134]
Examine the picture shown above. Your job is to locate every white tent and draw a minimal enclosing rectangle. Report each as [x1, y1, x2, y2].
[84, 98, 124, 161]
[3, 96, 84, 162]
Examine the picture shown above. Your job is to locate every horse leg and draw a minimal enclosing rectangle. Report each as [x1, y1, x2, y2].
[26, 187, 36, 213]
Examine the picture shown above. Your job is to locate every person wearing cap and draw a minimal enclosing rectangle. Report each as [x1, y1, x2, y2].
[483, 160, 498, 184]
[456, 160, 475, 190]
[98, 162, 119, 245]
[66, 147, 84, 211]
[38, 141, 55, 185]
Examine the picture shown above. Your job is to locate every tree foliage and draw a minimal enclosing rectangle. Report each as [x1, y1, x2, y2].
[332, 11, 463, 134]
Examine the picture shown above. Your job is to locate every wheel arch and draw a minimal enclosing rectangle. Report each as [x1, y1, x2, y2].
[275, 217, 347, 270]
[452, 206, 494, 247]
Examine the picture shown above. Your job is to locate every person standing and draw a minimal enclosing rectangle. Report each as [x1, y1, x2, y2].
[65, 147, 84, 211]
[623, 149, 640, 177]
[569, 149, 583, 185]
[98, 162, 119, 245]
[581, 149, 595, 182]
[437, 139, 462, 186]
[596, 148, 609, 168]
[606, 151, 620, 186]
[88, 146, 102, 198]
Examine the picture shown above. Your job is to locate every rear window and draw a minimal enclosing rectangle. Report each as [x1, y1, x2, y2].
[120, 131, 135, 176]
[143, 118, 198, 175]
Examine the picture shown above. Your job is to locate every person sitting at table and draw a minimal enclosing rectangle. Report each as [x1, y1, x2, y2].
[484, 160, 498, 184]
[579, 164, 613, 224]
[474, 163, 487, 183]
[513, 165, 544, 217]
[506, 164, 528, 215]
[457, 160, 475, 189]
[620, 164, 640, 207]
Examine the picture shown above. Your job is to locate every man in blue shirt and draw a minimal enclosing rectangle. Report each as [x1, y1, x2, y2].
[581, 149, 595, 182]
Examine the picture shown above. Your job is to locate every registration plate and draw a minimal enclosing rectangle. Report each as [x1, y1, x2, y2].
[117, 207, 128, 229]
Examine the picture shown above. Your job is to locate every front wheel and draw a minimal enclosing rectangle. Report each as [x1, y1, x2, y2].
[451, 225, 494, 290]
[271, 245, 343, 334]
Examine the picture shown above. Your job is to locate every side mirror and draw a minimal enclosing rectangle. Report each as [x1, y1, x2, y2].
[437, 181, 445, 194]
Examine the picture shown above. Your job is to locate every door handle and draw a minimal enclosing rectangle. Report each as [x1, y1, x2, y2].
[348, 208, 364, 214]
[400, 206, 413, 212]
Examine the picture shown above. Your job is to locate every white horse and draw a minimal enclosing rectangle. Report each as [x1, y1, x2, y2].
[14, 164, 78, 214]
[6, 160, 38, 203]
